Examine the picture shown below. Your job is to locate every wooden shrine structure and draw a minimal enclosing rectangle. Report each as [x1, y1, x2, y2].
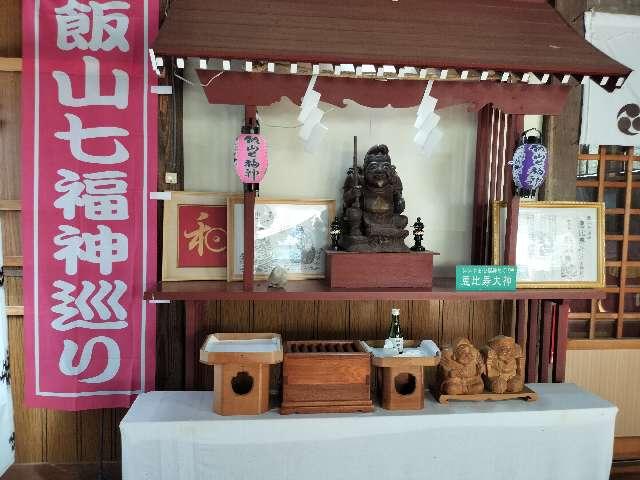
[145, 0, 632, 387]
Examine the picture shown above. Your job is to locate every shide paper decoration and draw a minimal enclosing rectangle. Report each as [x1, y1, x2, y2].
[21, 0, 159, 410]
[234, 134, 269, 184]
[298, 75, 328, 153]
[414, 80, 443, 156]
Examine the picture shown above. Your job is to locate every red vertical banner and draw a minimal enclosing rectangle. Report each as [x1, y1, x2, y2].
[21, 0, 158, 409]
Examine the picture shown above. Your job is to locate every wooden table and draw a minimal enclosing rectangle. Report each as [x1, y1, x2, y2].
[120, 383, 617, 480]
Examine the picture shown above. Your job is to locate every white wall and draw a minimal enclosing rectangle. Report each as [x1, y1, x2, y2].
[183, 66, 478, 275]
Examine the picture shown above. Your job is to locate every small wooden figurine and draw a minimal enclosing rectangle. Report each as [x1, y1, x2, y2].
[438, 338, 485, 395]
[482, 335, 525, 394]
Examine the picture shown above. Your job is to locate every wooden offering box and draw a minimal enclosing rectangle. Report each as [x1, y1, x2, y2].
[366, 340, 440, 411]
[281, 340, 373, 414]
[325, 251, 438, 289]
[200, 333, 283, 416]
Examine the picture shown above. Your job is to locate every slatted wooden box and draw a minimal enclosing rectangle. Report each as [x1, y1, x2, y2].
[200, 333, 283, 416]
[280, 340, 374, 414]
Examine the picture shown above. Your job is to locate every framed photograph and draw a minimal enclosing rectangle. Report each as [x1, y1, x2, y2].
[228, 198, 336, 281]
[162, 192, 231, 281]
[492, 201, 605, 288]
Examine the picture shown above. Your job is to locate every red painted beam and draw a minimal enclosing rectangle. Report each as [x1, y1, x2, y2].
[197, 70, 571, 115]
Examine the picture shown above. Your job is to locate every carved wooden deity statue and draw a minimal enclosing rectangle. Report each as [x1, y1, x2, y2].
[482, 335, 525, 394]
[438, 338, 485, 395]
[339, 144, 409, 252]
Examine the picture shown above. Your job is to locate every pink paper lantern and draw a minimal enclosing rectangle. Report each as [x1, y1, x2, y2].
[234, 134, 268, 184]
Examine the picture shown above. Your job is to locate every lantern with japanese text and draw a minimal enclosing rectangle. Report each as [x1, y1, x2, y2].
[234, 134, 268, 186]
[510, 128, 548, 197]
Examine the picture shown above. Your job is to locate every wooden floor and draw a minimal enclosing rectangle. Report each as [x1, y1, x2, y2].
[611, 460, 640, 479]
[1, 461, 638, 480]
[1, 463, 121, 480]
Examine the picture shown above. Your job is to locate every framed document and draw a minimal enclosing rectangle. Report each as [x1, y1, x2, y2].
[228, 198, 335, 281]
[162, 192, 231, 281]
[492, 201, 605, 288]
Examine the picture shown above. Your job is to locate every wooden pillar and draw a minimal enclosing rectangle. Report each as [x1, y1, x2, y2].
[184, 301, 204, 389]
[155, 1, 186, 390]
[503, 195, 520, 266]
[541, 0, 585, 202]
[504, 114, 524, 200]
[553, 300, 570, 382]
[242, 106, 258, 291]
[503, 114, 524, 267]
[471, 105, 493, 264]
[539, 301, 554, 382]
[526, 300, 540, 383]
[243, 190, 256, 291]
[516, 299, 527, 349]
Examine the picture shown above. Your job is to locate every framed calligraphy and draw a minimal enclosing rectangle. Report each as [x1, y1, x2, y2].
[227, 198, 335, 281]
[492, 201, 605, 288]
[162, 192, 230, 281]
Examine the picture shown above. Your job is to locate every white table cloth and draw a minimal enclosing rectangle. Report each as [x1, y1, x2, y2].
[120, 383, 617, 480]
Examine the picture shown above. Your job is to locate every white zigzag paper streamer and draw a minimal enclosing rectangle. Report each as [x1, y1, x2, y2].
[414, 80, 443, 155]
[298, 75, 328, 152]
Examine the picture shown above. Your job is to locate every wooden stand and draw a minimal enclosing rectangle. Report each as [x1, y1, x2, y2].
[200, 333, 283, 416]
[212, 363, 270, 415]
[380, 365, 426, 410]
[281, 340, 373, 414]
[368, 340, 440, 411]
[325, 251, 438, 289]
[432, 385, 538, 404]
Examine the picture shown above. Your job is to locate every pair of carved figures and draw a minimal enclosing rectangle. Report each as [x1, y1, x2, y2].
[438, 336, 525, 395]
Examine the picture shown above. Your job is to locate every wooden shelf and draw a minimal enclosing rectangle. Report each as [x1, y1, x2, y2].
[144, 278, 606, 302]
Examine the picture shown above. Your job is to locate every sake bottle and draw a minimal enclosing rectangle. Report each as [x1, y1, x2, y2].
[387, 308, 403, 353]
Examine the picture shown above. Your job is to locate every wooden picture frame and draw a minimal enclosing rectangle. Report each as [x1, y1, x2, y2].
[162, 192, 231, 281]
[492, 201, 605, 288]
[227, 197, 336, 281]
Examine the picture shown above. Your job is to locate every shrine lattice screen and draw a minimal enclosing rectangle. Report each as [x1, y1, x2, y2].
[571, 146, 640, 339]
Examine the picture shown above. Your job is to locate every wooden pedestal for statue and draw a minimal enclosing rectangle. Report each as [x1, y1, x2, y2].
[325, 251, 438, 289]
[281, 340, 373, 414]
[200, 333, 283, 416]
[368, 340, 440, 411]
[432, 386, 538, 404]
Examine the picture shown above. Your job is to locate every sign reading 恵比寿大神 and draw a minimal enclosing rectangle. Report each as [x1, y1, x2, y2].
[456, 265, 517, 291]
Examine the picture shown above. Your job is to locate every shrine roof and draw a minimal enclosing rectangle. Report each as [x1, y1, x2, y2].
[153, 0, 631, 89]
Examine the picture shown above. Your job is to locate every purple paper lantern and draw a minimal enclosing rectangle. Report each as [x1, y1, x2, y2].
[511, 128, 548, 196]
